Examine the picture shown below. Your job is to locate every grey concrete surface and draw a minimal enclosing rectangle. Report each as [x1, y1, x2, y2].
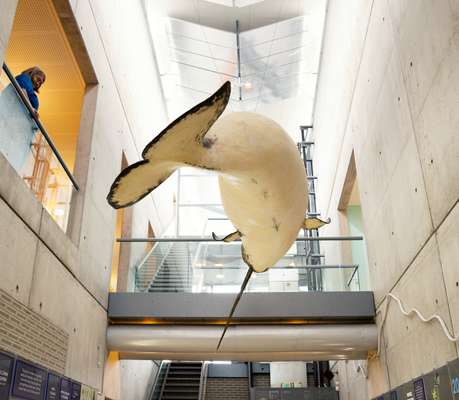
[311, 0, 459, 397]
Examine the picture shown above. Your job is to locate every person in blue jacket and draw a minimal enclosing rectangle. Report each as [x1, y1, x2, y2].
[0, 66, 46, 171]
[15, 66, 46, 118]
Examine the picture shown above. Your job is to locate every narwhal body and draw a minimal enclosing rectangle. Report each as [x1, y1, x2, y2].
[209, 112, 308, 272]
[107, 81, 326, 273]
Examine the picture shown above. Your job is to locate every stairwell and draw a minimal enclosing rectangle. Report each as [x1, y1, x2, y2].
[159, 362, 203, 400]
[149, 242, 193, 293]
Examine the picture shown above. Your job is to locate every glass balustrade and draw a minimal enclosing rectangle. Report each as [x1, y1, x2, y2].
[0, 64, 78, 231]
[120, 236, 363, 294]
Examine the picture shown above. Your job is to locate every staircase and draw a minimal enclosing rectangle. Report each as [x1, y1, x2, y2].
[159, 362, 203, 400]
[135, 242, 194, 293]
[148, 242, 193, 293]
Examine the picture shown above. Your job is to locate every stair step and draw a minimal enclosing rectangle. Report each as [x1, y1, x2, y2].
[168, 372, 201, 376]
[164, 388, 199, 393]
[166, 376, 201, 380]
[164, 383, 200, 387]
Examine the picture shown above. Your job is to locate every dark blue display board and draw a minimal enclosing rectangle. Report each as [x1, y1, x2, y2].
[423, 366, 452, 400]
[60, 377, 71, 400]
[12, 359, 47, 400]
[449, 359, 459, 399]
[0, 352, 14, 400]
[46, 373, 61, 400]
[395, 382, 414, 399]
[71, 381, 81, 400]
[413, 378, 426, 400]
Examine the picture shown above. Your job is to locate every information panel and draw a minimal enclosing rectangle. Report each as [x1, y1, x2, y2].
[423, 366, 452, 400]
[12, 359, 47, 400]
[60, 377, 72, 400]
[71, 381, 81, 400]
[413, 378, 426, 400]
[396, 382, 415, 400]
[448, 359, 459, 399]
[0, 352, 14, 400]
[46, 373, 61, 400]
[80, 385, 95, 400]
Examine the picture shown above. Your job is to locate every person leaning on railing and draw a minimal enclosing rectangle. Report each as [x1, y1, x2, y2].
[15, 66, 46, 119]
[0, 66, 46, 171]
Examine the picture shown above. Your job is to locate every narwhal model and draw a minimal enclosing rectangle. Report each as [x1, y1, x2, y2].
[107, 81, 329, 349]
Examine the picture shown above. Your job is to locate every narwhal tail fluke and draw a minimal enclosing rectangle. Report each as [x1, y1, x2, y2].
[216, 267, 253, 351]
[107, 81, 231, 209]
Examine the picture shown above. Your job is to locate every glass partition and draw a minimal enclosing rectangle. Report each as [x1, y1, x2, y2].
[127, 237, 362, 294]
[0, 64, 78, 231]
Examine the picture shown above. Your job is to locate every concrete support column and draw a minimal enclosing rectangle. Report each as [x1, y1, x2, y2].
[270, 362, 307, 388]
[269, 265, 305, 387]
[0, 1, 18, 64]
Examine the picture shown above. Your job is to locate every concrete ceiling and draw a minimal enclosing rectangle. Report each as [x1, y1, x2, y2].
[152, 0, 316, 33]
[147, 0, 327, 118]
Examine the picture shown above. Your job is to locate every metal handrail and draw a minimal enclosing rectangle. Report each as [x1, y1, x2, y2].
[144, 362, 161, 400]
[346, 266, 360, 288]
[198, 362, 209, 400]
[193, 264, 358, 270]
[118, 236, 364, 243]
[2, 63, 79, 190]
[158, 362, 171, 400]
[136, 241, 161, 272]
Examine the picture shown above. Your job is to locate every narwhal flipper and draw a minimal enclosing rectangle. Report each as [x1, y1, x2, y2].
[302, 217, 331, 230]
[212, 230, 242, 242]
[107, 81, 231, 209]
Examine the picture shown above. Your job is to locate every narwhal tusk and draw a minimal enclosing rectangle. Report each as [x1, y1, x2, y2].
[216, 267, 254, 351]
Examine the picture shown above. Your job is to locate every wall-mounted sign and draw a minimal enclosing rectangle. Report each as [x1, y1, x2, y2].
[396, 382, 414, 399]
[449, 359, 459, 399]
[423, 366, 452, 400]
[46, 373, 61, 400]
[413, 378, 426, 400]
[60, 377, 71, 400]
[71, 381, 81, 400]
[12, 359, 47, 400]
[80, 385, 95, 400]
[0, 352, 14, 400]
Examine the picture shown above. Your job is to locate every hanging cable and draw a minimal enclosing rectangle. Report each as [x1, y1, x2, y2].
[376, 292, 459, 358]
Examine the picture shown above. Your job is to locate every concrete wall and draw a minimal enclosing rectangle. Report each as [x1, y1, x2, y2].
[0, 0, 173, 397]
[313, 0, 459, 398]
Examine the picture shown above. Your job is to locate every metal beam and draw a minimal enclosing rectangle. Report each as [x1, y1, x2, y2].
[108, 292, 375, 322]
[107, 324, 377, 361]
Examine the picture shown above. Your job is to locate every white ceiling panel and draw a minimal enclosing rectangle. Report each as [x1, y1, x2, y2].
[148, 0, 326, 132]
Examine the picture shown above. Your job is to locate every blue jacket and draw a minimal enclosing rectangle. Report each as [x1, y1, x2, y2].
[15, 73, 39, 110]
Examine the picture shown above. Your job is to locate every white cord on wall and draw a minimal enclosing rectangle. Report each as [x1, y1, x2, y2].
[377, 292, 459, 358]
[342, 292, 459, 380]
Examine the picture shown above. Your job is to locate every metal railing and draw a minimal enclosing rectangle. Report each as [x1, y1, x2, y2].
[120, 236, 363, 243]
[148, 361, 170, 400]
[0, 63, 79, 231]
[2, 63, 79, 190]
[119, 236, 363, 294]
[198, 362, 209, 400]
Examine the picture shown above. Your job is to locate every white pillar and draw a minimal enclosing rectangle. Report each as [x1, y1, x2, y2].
[270, 362, 307, 388]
